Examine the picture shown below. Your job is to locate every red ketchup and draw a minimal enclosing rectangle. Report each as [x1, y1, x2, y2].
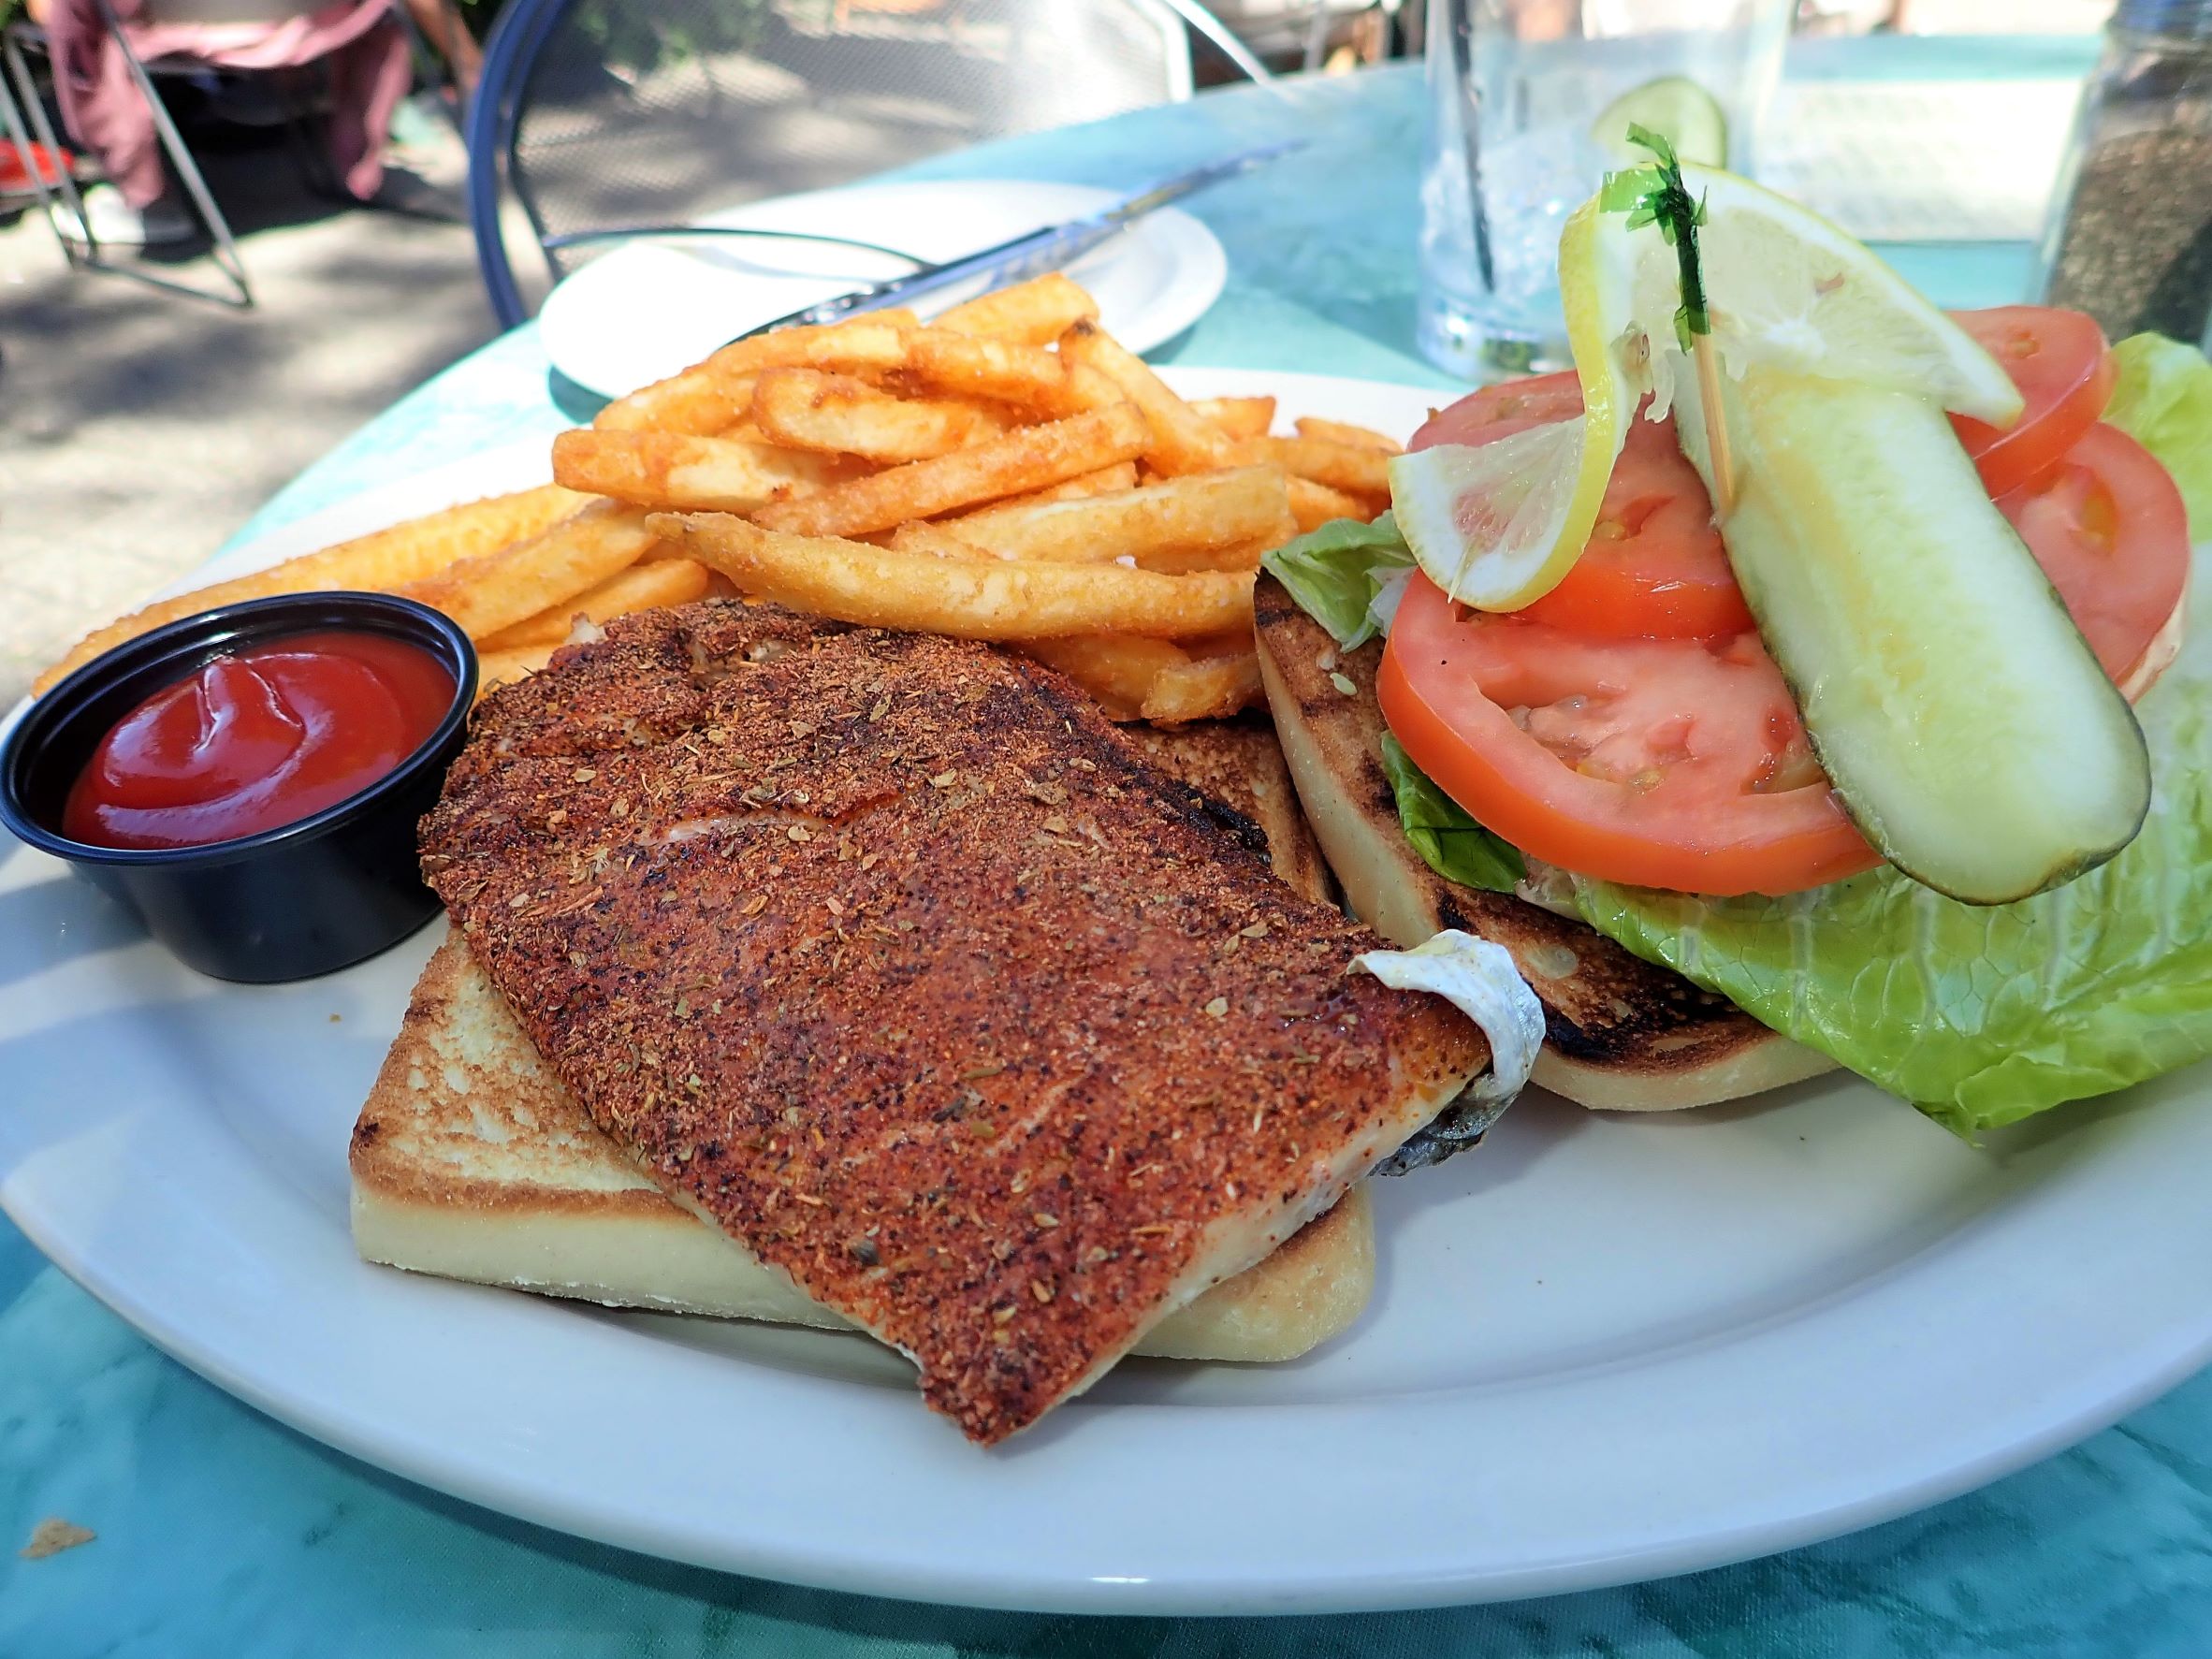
[63, 630, 454, 851]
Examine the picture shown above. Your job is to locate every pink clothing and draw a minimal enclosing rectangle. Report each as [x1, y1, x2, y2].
[46, 0, 411, 208]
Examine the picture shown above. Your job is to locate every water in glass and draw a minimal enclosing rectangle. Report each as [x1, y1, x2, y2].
[1418, 0, 1789, 380]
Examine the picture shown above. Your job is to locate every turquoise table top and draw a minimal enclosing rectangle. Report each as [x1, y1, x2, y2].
[11, 38, 2212, 1658]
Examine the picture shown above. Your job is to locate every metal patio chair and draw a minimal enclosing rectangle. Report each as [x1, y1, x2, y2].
[1, 0, 257, 305]
[465, 0, 1271, 328]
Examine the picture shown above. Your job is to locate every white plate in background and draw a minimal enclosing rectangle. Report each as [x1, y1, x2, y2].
[537, 179, 1229, 400]
[5, 370, 2211, 1615]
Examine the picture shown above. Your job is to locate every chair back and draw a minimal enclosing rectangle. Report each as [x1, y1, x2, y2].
[468, 0, 1259, 327]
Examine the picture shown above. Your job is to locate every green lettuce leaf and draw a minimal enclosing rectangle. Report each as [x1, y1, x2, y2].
[1259, 512, 1412, 648]
[2106, 333, 2212, 540]
[1378, 733, 1525, 895]
[1569, 553, 2212, 1136]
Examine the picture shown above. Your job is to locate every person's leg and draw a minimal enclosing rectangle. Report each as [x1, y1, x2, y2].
[41, 0, 167, 208]
[327, 12, 464, 221]
[324, 10, 411, 203]
[399, 0, 481, 99]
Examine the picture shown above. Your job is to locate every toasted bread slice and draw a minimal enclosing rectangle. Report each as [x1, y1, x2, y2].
[352, 935, 1375, 1363]
[1254, 575, 1835, 1111]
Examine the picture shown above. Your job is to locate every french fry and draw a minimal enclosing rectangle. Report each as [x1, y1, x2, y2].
[592, 312, 916, 435]
[894, 329, 1075, 409]
[749, 403, 1152, 538]
[592, 371, 755, 438]
[932, 273, 1099, 345]
[982, 461, 1140, 512]
[1191, 396, 1276, 440]
[651, 512, 1255, 641]
[888, 521, 993, 560]
[1021, 629, 1261, 722]
[939, 467, 1294, 567]
[478, 557, 711, 650]
[1184, 627, 1262, 657]
[33, 484, 589, 695]
[398, 499, 662, 640]
[751, 369, 1011, 462]
[1056, 320, 1235, 475]
[1286, 474, 1376, 533]
[854, 329, 1124, 419]
[1129, 538, 1277, 575]
[742, 308, 918, 356]
[1244, 434, 1393, 497]
[1017, 633, 1190, 719]
[1056, 362, 1133, 417]
[474, 644, 559, 701]
[1140, 646, 1263, 723]
[552, 429, 862, 513]
[1295, 415, 1402, 454]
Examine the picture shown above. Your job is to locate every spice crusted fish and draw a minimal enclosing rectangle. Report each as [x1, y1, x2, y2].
[420, 602, 1489, 1443]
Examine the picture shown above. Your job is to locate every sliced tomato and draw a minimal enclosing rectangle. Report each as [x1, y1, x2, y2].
[1950, 306, 2114, 498]
[1411, 374, 1753, 640]
[1411, 372, 1584, 450]
[1379, 573, 1881, 896]
[1997, 421, 2191, 688]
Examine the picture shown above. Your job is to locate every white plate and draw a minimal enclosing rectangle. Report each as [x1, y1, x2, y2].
[537, 179, 1228, 401]
[6, 369, 2212, 1616]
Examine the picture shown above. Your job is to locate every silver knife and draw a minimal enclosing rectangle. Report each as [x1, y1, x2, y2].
[727, 139, 1304, 343]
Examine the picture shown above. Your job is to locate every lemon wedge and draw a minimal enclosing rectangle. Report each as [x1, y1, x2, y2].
[1388, 195, 1639, 612]
[1580, 163, 2026, 426]
[1388, 418, 1598, 609]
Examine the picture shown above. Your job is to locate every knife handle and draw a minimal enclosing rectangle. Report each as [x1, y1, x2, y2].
[770, 218, 1122, 333]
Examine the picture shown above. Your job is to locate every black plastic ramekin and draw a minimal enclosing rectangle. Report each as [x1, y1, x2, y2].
[0, 592, 477, 982]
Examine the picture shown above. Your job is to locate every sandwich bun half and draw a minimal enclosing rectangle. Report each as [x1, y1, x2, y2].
[1253, 575, 1836, 1112]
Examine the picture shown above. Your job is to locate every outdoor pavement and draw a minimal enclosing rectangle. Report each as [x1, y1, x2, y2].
[0, 105, 497, 708]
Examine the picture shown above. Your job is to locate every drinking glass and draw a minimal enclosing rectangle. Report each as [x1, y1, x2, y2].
[1417, 0, 1791, 380]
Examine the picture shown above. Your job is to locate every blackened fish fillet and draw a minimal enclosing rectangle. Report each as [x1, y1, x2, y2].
[421, 602, 1487, 1442]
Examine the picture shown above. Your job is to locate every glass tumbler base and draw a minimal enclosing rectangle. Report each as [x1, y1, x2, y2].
[1416, 288, 1569, 381]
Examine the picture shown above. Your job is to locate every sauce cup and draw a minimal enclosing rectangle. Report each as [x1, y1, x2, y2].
[0, 593, 477, 982]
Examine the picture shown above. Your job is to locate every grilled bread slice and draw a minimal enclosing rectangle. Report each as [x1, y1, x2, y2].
[1254, 575, 1834, 1111]
[351, 935, 1375, 1364]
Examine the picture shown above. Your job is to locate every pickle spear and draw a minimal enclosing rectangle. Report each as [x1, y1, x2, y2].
[1675, 363, 2151, 904]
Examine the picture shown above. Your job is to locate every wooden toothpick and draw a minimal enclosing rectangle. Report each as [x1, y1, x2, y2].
[1694, 333, 1736, 518]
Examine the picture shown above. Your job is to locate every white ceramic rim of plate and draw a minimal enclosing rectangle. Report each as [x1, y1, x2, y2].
[5, 368, 2211, 1615]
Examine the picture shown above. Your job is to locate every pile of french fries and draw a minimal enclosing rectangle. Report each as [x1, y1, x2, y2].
[36, 275, 1402, 724]
[556, 273, 1399, 721]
